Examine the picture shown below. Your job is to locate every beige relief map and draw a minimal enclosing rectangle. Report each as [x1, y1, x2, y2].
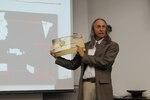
[50, 33, 85, 57]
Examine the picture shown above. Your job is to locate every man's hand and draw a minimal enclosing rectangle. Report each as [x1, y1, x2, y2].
[50, 51, 57, 59]
[76, 45, 84, 57]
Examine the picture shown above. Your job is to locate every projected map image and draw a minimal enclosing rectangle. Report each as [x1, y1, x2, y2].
[0, 11, 58, 86]
[0, 0, 73, 91]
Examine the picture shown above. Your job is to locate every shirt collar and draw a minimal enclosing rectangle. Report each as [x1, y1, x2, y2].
[95, 38, 104, 44]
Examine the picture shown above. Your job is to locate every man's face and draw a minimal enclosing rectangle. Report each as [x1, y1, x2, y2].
[94, 20, 107, 40]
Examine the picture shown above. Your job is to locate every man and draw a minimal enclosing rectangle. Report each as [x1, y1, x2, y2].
[51, 18, 119, 100]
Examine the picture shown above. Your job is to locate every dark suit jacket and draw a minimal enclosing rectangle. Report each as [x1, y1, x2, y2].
[55, 38, 119, 100]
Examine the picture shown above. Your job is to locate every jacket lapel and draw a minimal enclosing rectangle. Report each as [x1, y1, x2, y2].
[95, 39, 107, 56]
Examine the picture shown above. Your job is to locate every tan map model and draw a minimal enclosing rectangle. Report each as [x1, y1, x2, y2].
[50, 33, 85, 57]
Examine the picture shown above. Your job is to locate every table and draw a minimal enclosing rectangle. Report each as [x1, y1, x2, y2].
[114, 96, 150, 100]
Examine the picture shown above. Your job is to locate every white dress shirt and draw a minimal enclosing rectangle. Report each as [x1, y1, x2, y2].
[83, 39, 103, 79]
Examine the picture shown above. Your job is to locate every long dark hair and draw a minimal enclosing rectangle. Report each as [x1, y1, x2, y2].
[90, 18, 111, 43]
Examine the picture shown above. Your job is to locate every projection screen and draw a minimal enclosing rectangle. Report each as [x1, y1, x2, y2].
[0, 0, 73, 92]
